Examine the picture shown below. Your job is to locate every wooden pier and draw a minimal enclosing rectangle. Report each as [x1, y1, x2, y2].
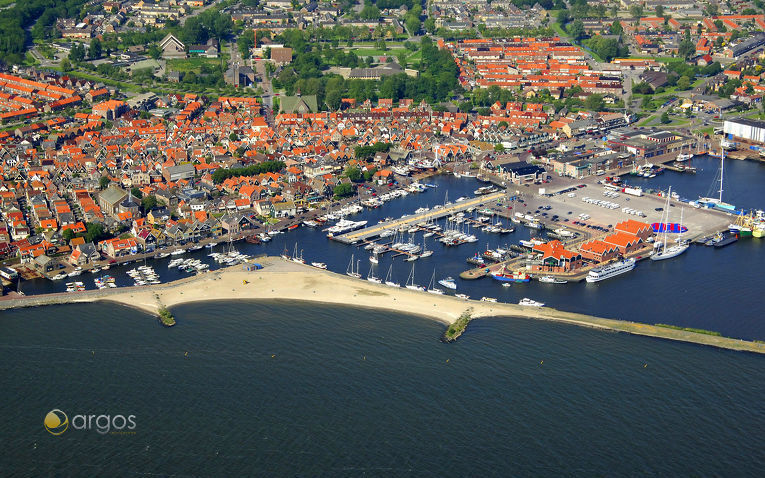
[331, 192, 506, 244]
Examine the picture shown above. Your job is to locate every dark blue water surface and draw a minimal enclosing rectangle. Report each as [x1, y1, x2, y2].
[17, 157, 765, 340]
[1, 301, 763, 477]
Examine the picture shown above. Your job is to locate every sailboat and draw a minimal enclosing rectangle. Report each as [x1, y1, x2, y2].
[420, 238, 433, 257]
[384, 264, 400, 287]
[427, 269, 444, 294]
[405, 263, 425, 291]
[346, 255, 361, 278]
[698, 143, 736, 211]
[291, 243, 305, 264]
[652, 187, 689, 261]
[366, 264, 382, 283]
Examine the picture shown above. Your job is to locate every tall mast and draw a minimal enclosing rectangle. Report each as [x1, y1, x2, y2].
[719, 143, 725, 202]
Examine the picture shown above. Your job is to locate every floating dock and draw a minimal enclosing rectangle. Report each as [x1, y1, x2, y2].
[330, 192, 506, 244]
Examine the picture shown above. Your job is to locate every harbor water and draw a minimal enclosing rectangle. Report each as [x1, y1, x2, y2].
[16, 156, 765, 340]
[1, 301, 763, 476]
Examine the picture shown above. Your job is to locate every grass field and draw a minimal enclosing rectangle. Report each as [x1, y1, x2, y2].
[167, 57, 226, 73]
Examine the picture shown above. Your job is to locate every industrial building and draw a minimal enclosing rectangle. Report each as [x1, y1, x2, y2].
[723, 117, 765, 144]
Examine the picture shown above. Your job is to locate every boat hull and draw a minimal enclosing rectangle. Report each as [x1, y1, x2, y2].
[650, 244, 689, 261]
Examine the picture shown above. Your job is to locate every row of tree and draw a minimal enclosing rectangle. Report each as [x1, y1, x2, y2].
[211, 161, 286, 184]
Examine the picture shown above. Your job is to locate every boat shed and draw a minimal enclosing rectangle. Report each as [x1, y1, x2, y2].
[504, 161, 546, 184]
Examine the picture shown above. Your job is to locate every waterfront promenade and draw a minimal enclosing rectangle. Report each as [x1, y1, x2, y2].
[2, 257, 763, 354]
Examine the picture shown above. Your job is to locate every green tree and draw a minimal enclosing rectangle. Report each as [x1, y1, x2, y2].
[89, 38, 102, 59]
[131, 187, 143, 199]
[424, 17, 436, 33]
[344, 165, 362, 182]
[141, 195, 158, 212]
[238, 28, 255, 59]
[660, 111, 671, 124]
[148, 44, 161, 60]
[629, 4, 644, 18]
[494, 143, 505, 152]
[62, 229, 75, 242]
[99, 176, 111, 190]
[676, 75, 691, 90]
[360, 5, 381, 20]
[69, 43, 85, 63]
[333, 182, 354, 198]
[610, 20, 623, 36]
[60, 58, 72, 71]
[84, 222, 107, 244]
[655, 5, 665, 18]
[568, 20, 585, 41]
[556, 10, 570, 26]
[584, 94, 605, 111]
[406, 15, 420, 35]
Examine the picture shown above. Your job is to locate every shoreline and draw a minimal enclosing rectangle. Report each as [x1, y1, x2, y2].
[2, 256, 764, 355]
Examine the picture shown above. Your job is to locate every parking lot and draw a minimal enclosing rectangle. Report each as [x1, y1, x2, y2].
[504, 177, 732, 241]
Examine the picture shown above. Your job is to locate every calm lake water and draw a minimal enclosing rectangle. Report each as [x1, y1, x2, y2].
[1, 301, 763, 476]
[19, 156, 765, 340]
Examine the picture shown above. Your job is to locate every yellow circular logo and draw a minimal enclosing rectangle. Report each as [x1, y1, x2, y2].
[44, 409, 68, 436]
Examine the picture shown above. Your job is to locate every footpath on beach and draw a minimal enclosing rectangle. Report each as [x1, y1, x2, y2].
[1, 257, 764, 355]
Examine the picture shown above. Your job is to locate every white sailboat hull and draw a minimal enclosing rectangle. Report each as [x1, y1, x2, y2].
[650, 244, 689, 261]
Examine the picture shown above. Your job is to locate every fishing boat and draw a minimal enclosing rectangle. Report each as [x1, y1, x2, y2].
[480, 297, 497, 302]
[676, 152, 693, 162]
[538, 276, 567, 284]
[171, 248, 185, 256]
[427, 269, 444, 295]
[384, 265, 400, 287]
[651, 188, 689, 261]
[346, 255, 361, 278]
[155, 252, 171, 259]
[490, 268, 530, 283]
[519, 298, 544, 307]
[405, 263, 425, 291]
[438, 276, 457, 289]
[586, 258, 636, 282]
[455, 293, 470, 300]
[311, 262, 327, 269]
[713, 233, 738, 248]
[205, 242, 218, 248]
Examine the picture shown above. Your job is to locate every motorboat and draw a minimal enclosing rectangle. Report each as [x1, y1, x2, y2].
[519, 298, 544, 307]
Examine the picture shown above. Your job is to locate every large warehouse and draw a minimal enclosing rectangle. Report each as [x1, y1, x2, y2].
[723, 117, 765, 144]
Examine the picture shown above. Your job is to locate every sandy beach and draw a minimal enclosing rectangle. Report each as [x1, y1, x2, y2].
[2, 256, 764, 354]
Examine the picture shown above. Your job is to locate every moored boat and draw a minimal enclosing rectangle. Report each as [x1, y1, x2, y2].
[586, 258, 636, 282]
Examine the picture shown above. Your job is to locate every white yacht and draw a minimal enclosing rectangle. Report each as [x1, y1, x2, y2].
[586, 258, 636, 282]
[438, 277, 457, 289]
[519, 298, 544, 307]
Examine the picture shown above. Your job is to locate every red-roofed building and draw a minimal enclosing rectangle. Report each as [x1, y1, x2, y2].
[530, 240, 583, 273]
[614, 220, 653, 241]
[578, 239, 619, 263]
[604, 231, 643, 254]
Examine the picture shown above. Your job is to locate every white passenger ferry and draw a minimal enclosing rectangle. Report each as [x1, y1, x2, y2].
[585, 258, 636, 283]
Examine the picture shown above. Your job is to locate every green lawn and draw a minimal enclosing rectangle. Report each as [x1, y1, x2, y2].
[551, 21, 569, 39]
[167, 56, 227, 73]
[637, 115, 657, 126]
